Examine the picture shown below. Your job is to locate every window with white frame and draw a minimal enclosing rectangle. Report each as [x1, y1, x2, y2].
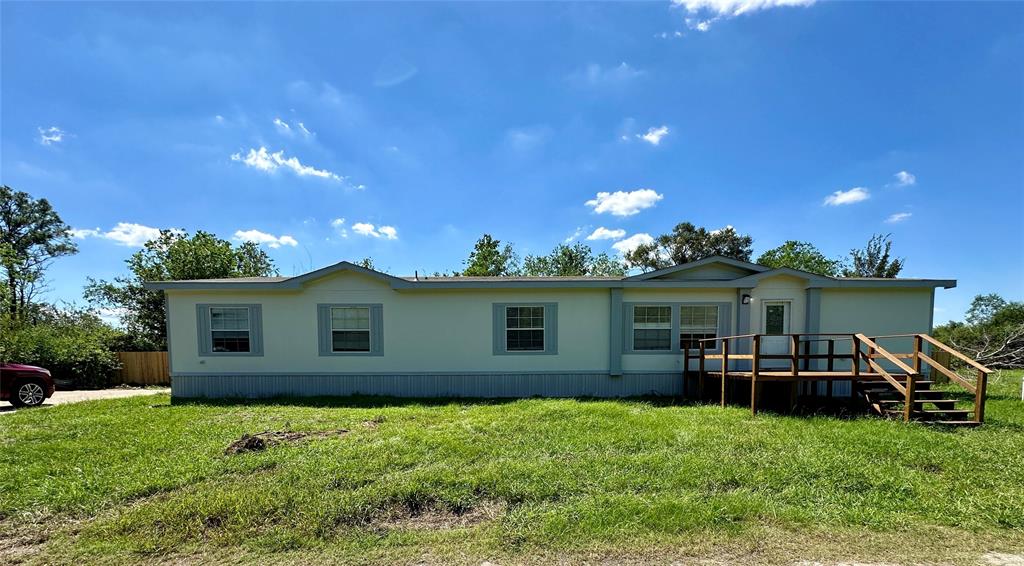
[209, 307, 251, 353]
[633, 305, 672, 351]
[331, 306, 371, 352]
[680, 305, 719, 351]
[505, 305, 545, 351]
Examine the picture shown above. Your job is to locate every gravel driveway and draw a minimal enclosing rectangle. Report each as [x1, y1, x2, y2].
[0, 387, 169, 413]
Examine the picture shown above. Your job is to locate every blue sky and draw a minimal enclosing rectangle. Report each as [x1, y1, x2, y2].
[2, 1, 1022, 324]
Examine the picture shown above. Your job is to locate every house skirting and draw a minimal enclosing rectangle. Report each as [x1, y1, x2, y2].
[170, 372, 683, 399]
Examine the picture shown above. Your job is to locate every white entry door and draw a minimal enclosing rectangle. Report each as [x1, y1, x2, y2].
[760, 301, 791, 367]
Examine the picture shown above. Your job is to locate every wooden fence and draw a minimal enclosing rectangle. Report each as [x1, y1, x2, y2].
[114, 352, 170, 386]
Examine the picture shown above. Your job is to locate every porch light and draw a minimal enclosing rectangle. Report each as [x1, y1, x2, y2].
[741, 294, 751, 305]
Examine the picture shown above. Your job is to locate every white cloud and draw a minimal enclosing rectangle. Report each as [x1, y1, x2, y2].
[231, 147, 343, 182]
[214, 115, 225, 124]
[330, 217, 349, 238]
[587, 227, 627, 241]
[38, 126, 67, 146]
[233, 229, 299, 249]
[893, 170, 916, 187]
[352, 222, 398, 240]
[612, 233, 655, 255]
[564, 226, 586, 243]
[885, 212, 913, 224]
[296, 122, 314, 137]
[569, 62, 645, 86]
[637, 125, 670, 146]
[675, 0, 816, 31]
[273, 118, 291, 134]
[71, 222, 162, 247]
[823, 187, 870, 206]
[585, 189, 664, 216]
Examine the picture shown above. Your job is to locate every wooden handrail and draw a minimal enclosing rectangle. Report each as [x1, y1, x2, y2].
[920, 334, 993, 374]
[854, 334, 918, 376]
[861, 353, 907, 395]
[919, 352, 976, 393]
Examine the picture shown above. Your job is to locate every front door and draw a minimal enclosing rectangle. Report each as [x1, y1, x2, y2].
[760, 301, 791, 367]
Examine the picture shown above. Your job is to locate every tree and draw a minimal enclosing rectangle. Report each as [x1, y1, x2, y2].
[933, 294, 1024, 369]
[462, 234, 520, 276]
[842, 233, 904, 278]
[624, 222, 753, 272]
[0, 186, 78, 320]
[356, 257, 376, 270]
[965, 293, 1008, 325]
[755, 241, 844, 277]
[523, 243, 626, 277]
[85, 230, 276, 350]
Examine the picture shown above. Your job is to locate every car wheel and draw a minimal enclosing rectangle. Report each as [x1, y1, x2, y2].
[11, 380, 47, 408]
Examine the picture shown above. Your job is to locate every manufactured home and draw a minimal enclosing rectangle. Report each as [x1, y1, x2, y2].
[147, 256, 977, 413]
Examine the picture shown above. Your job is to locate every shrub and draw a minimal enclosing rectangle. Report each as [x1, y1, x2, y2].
[0, 307, 123, 389]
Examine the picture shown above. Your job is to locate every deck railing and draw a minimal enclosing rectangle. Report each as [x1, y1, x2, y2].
[683, 332, 991, 423]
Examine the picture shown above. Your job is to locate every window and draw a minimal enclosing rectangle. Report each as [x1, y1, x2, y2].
[209, 307, 251, 353]
[505, 306, 545, 351]
[633, 305, 672, 351]
[331, 307, 371, 352]
[317, 304, 383, 356]
[680, 305, 718, 350]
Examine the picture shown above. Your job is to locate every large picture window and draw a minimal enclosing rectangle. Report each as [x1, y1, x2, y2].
[633, 305, 672, 351]
[505, 305, 545, 351]
[680, 305, 719, 351]
[331, 307, 371, 352]
[209, 306, 251, 353]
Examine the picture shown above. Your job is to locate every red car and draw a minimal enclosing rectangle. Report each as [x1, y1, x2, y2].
[1, 363, 55, 408]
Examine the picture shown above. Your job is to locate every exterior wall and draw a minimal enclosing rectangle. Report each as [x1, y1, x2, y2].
[168, 271, 611, 376]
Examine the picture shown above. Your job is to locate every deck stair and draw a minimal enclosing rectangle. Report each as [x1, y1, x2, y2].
[857, 380, 980, 426]
[685, 332, 992, 427]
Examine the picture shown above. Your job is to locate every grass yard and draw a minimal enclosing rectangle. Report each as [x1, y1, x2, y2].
[2, 371, 1023, 565]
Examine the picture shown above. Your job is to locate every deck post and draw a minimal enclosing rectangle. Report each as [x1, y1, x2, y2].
[790, 335, 800, 377]
[975, 369, 987, 423]
[913, 335, 923, 375]
[682, 348, 689, 398]
[903, 372, 916, 423]
[751, 335, 761, 416]
[851, 335, 861, 377]
[721, 339, 730, 407]
[698, 341, 706, 401]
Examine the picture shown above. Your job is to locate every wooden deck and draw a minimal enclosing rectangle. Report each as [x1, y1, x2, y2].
[683, 332, 992, 426]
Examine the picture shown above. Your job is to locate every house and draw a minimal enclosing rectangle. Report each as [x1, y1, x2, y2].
[146, 256, 955, 400]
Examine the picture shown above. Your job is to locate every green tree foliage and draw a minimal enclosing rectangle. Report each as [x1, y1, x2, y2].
[523, 243, 626, 277]
[624, 222, 753, 272]
[933, 294, 1024, 369]
[356, 257, 376, 270]
[755, 241, 844, 277]
[842, 233, 904, 278]
[0, 186, 78, 320]
[0, 306, 123, 388]
[462, 234, 520, 276]
[85, 230, 276, 350]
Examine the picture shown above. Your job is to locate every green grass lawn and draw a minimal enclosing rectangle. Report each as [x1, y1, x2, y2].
[2, 371, 1023, 565]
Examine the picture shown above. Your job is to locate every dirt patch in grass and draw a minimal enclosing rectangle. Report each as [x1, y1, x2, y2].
[0, 520, 54, 565]
[374, 500, 505, 531]
[224, 429, 349, 455]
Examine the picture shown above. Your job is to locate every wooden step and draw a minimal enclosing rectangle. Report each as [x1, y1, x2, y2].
[926, 420, 982, 427]
[878, 399, 958, 407]
[887, 408, 972, 418]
